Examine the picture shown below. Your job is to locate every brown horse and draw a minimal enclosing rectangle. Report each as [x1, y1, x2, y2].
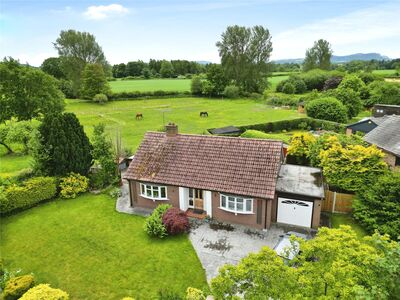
[136, 113, 143, 120]
[200, 111, 208, 117]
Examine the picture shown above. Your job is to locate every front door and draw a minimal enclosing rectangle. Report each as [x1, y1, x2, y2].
[193, 189, 204, 212]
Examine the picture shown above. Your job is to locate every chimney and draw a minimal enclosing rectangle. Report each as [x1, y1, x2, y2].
[165, 123, 178, 137]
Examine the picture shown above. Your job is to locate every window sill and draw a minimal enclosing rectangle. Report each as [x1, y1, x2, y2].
[140, 194, 169, 201]
[218, 207, 254, 215]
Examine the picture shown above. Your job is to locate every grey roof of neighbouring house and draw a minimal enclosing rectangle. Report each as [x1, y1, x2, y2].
[347, 116, 389, 128]
[276, 164, 325, 198]
[208, 126, 242, 135]
[364, 115, 400, 157]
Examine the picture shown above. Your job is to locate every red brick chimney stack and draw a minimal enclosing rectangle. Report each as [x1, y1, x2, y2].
[165, 123, 178, 137]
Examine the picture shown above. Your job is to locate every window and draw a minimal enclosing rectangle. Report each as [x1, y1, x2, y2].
[220, 194, 253, 214]
[140, 183, 168, 201]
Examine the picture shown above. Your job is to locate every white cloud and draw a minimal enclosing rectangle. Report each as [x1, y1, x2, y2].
[272, 3, 400, 59]
[83, 4, 129, 20]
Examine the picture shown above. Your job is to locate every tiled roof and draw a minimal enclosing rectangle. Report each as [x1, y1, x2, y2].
[124, 132, 283, 199]
[364, 115, 400, 156]
[347, 116, 389, 127]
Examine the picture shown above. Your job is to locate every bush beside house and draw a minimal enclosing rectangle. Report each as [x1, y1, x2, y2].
[3, 275, 35, 300]
[19, 284, 69, 300]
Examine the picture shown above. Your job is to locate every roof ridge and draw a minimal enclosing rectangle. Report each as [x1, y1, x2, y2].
[145, 131, 284, 144]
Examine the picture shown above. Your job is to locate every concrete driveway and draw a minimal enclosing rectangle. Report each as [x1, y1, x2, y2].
[189, 221, 285, 282]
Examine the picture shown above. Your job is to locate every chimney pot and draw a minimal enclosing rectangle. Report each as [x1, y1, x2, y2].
[165, 123, 178, 137]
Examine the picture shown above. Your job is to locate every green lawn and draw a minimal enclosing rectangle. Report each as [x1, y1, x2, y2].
[330, 213, 367, 238]
[110, 79, 191, 92]
[66, 98, 302, 152]
[267, 75, 289, 90]
[0, 193, 208, 299]
[0, 152, 32, 179]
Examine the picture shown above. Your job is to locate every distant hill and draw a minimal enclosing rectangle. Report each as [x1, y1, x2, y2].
[274, 53, 390, 64]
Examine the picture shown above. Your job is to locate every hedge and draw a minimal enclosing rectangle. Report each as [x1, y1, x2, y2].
[109, 90, 191, 100]
[0, 177, 57, 214]
[239, 117, 346, 134]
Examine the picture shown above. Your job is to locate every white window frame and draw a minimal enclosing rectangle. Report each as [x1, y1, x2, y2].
[219, 194, 254, 215]
[140, 183, 168, 201]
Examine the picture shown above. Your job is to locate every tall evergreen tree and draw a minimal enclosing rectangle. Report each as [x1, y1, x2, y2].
[34, 113, 92, 176]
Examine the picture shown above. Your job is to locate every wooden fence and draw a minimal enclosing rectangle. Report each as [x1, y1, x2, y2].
[321, 190, 354, 213]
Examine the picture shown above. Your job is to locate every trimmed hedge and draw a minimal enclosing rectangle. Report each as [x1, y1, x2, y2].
[3, 275, 35, 300]
[0, 177, 57, 214]
[239, 117, 346, 134]
[109, 90, 191, 100]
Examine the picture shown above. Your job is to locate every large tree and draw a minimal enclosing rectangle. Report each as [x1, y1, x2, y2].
[54, 30, 107, 97]
[0, 58, 64, 123]
[216, 25, 272, 93]
[160, 60, 175, 78]
[0, 121, 38, 154]
[211, 226, 400, 299]
[303, 39, 333, 71]
[33, 112, 92, 176]
[204, 64, 229, 96]
[80, 63, 111, 100]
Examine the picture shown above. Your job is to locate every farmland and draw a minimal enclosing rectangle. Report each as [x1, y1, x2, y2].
[110, 78, 191, 92]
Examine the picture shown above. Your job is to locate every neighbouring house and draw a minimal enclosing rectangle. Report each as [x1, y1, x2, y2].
[124, 123, 324, 229]
[346, 116, 389, 135]
[372, 104, 400, 117]
[208, 126, 242, 136]
[363, 115, 400, 167]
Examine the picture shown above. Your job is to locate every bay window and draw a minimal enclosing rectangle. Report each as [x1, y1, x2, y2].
[220, 194, 253, 214]
[140, 183, 167, 200]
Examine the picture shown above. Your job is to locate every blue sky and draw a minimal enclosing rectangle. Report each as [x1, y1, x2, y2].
[1, 0, 400, 66]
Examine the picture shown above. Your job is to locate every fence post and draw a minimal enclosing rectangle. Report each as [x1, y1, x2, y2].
[332, 191, 337, 213]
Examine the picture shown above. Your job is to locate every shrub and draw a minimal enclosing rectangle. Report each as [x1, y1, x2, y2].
[121, 298, 135, 300]
[323, 77, 342, 90]
[277, 77, 306, 94]
[93, 93, 108, 104]
[144, 204, 171, 238]
[59, 173, 89, 199]
[266, 94, 298, 107]
[282, 82, 295, 94]
[223, 85, 240, 99]
[365, 81, 400, 107]
[353, 172, 400, 238]
[0, 177, 57, 214]
[358, 72, 381, 84]
[162, 207, 190, 235]
[58, 79, 74, 98]
[191, 76, 203, 95]
[305, 97, 348, 123]
[338, 74, 366, 92]
[250, 92, 262, 99]
[331, 87, 363, 118]
[3, 275, 35, 300]
[186, 287, 205, 300]
[158, 289, 183, 300]
[19, 284, 69, 300]
[301, 69, 331, 91]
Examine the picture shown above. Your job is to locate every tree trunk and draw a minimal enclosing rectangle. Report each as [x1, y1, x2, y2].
[0, 141, 13, 154]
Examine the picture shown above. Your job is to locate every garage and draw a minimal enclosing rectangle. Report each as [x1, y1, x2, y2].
[277, 197, 313, 228]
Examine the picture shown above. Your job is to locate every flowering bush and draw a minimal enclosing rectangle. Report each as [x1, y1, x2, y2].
[59, 173, 89, 199]
[162, 207, 190, 235]
[3, 275, 35, 300]
[19, 284, 69, 300]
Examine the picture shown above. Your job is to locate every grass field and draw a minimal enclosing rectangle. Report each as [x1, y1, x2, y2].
[65, 98, 302, 152]
[0, 193, 208, 299]
[109, 76, 289, 93]
[110, 79, 191, 92]
[372, 69, 397, 76]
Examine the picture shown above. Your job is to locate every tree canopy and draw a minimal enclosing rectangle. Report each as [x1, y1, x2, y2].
[0, 58, 64, 123]
[211, 226, 400, 299]
[54, 29, 108, 97]
[303, 39, 332, 71]
[80, 63, 111, 100]
[216, 25, 272, 93]
[33, 112, 92, 176]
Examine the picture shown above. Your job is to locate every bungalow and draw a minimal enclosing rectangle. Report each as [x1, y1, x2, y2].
[124, 123, 324, 229]
[372, 104, 400, 118]
[346, 116, 389, 135]
[363, 115, 400, 168]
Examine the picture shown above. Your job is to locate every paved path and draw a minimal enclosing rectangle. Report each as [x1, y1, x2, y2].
[189, 222, 284, 282]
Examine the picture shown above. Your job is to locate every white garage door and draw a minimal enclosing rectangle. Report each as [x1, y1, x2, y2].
[277, 197, 313, 228]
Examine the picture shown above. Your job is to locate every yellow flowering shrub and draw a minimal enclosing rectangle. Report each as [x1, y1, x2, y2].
[19, 284, 69, 300]
[59, 173, 89, 199]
